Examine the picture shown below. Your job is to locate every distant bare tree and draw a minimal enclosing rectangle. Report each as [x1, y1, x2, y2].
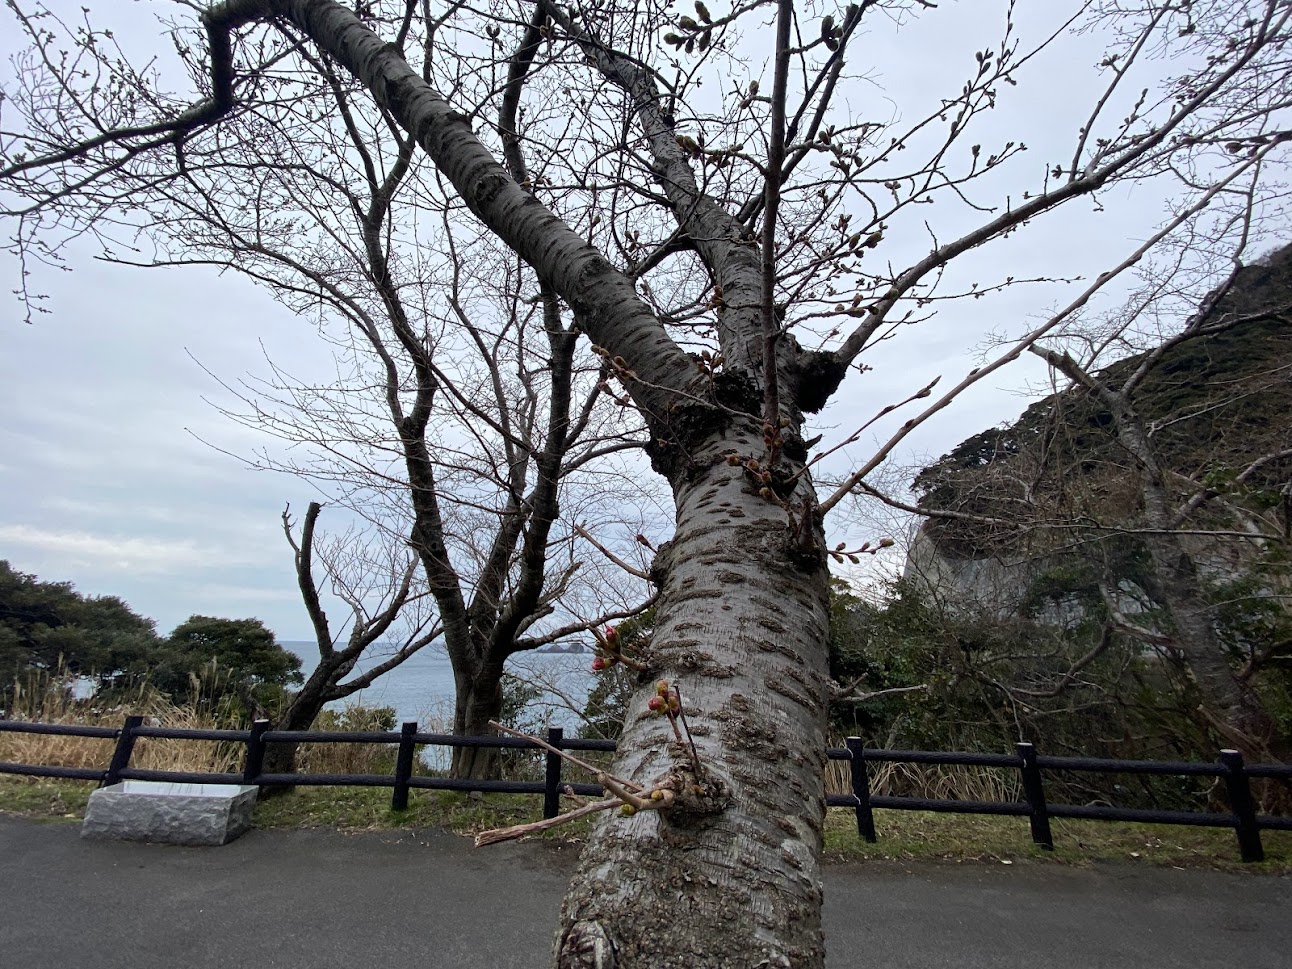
[262, 501, 440, 779]
[1030, 236, 1292, 767]
[2, 9, 652, 778]
[903, 217, 1292, 771]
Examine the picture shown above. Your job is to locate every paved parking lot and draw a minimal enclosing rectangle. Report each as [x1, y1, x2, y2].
[1, 816, 1288, 968]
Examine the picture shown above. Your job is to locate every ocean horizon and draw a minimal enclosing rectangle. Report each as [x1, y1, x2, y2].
[283, 641, 597, 733]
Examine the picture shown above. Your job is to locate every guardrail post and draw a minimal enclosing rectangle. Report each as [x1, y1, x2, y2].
[243, 719, 271, 784]
[103, 714, 143, 787]
[1017, 742, 1053, 850]
[543, 727, 565, 820]
[392, 721, 418, 811]
[846, 737, 877, 843]
[1220, 749, 1264, 863]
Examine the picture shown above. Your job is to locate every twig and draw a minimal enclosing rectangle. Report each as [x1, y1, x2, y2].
[601, 776, 649, 811]
[561, 784, 591, 808]
[488, 720, 641, 792]
[671, 686, 705, 780]
[831, 682, 931, 705]
[474, 797, 622, 847]
[574, 524, 650, 579]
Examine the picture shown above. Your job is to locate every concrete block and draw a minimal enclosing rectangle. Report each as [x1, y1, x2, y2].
[81, 781, 258, 846]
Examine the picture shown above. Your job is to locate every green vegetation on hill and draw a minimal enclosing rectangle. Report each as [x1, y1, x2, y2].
[0, 560, 301, 717]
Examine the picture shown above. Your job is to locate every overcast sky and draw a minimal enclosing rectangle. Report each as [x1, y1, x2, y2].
[1, 1, 1183, 641]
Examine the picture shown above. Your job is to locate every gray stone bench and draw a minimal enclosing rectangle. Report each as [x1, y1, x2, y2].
[81, 781, 258, 845]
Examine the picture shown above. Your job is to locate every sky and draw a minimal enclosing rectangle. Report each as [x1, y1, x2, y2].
[0, 1, 1195, 641]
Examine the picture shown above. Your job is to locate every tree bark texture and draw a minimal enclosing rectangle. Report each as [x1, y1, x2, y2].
[556, 422, 832, 969]
[1142, 534, 1285, 757]
[450, 661, 507, 779]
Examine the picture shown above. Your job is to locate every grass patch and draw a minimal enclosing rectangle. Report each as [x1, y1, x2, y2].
[254, 786, 600, 841]
[0, 777, 93, 821]
[4, 776, 1288, 873]
[253, 786, 550, 837]
[823, 807, 1292, 873]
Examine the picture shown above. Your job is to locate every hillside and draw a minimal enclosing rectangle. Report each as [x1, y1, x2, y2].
[912, 248, 1292, 569]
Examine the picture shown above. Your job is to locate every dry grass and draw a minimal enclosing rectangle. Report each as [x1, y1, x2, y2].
[824, 738, 1019, 803]
[0, 674, 244, 775]
[0, 675, 414, 779]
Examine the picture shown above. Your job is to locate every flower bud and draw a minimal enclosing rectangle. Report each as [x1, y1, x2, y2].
[619, 803, 636, 817]
[604, 625, 619, 644]
[647, 696, 666, 712]
[591, 656, 607, 672]
[656, 679, 670, 696]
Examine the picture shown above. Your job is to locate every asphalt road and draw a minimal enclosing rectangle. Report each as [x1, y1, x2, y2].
[1, 816, 1288, 968]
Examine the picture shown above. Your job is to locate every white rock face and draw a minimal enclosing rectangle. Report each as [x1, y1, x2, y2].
[81, 781, 258, 845]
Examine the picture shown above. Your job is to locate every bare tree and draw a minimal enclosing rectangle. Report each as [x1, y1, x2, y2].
[6, 1, 1292, 964]
[262, 501, 440, 779]
[1029, 242, 1292, 766]
[1, 6, 651, 778]
[901, 228, 1292, 771]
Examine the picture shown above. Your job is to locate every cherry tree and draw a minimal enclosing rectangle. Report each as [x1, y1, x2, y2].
[5, 1, 1291, 964]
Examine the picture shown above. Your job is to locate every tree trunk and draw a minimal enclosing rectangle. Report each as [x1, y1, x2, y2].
[450, 661, 506, 780]
[1144, 536, 1286, 761]
[1111, 399, 1288, 766]
[555, 435, 832, 969]
[260, 662, 343, 791]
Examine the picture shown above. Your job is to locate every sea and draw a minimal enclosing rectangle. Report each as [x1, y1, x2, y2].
[283, 642, 597, 733]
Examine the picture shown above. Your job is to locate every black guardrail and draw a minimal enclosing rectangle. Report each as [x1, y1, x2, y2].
[2, 717, 1288, 860]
